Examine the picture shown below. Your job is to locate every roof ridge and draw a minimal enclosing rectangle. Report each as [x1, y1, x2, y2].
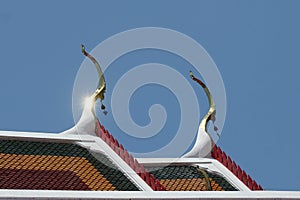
[211, 145, 263, 191]
[95, 120, 165, 191]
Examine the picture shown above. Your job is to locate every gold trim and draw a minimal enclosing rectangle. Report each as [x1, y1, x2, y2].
[189, 71, 219, 143]
[81, 44, 107, 115]
[196, 166, 212, 191]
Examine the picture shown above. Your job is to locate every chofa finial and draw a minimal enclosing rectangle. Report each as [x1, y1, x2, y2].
[189, 71, 218, 133]
[183, 71, 219, 158]
[81, 44, 107, 115]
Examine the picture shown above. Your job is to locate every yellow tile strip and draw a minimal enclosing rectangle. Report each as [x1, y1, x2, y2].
[160, 178, 223, 191]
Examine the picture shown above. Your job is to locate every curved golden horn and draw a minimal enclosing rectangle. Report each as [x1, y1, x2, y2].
[81, 44, 107, 115]
[189, 71, 219, 135]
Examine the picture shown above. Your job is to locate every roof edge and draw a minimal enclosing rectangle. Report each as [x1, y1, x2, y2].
[212, 145, 263, 191]
[0, 190, 300, 199]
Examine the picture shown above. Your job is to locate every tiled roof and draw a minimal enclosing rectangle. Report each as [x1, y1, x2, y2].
[148, 165, 237, 191]
[212, 145, 263, 190]
[0, 140, 139, 191]
[0, 119, 262, 192]
[95, 121, 166, 191]
[95, 119, 262, 191]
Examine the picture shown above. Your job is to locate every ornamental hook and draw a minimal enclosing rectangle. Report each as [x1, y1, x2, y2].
[183, 71, 219, 158]
[81, 44, 107, 115]
[189, 71, 218, 135]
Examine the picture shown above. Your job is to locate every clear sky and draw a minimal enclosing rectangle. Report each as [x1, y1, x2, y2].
[1, 0, 300, 191]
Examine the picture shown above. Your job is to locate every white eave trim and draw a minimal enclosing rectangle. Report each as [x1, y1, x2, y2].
[0, 130, 93, 142]
[0, 190, 300, 199]
[86, 135, 153, 192]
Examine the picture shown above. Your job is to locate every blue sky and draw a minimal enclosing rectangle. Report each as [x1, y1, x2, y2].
[1, 0, 300, 190]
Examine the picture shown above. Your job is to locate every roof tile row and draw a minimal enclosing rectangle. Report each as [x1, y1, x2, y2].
[212, 145, 263, 190]
[96, 120, 166, 191]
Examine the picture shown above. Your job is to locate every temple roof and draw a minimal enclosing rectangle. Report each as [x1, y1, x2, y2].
[0, 119, 300, 199]
[0, 120, 246, 192]
[0, 46, 299, 199]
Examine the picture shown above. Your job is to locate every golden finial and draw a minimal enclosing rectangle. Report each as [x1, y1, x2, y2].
[81, 44, 107, 115]
[190, 71, 219, 136]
